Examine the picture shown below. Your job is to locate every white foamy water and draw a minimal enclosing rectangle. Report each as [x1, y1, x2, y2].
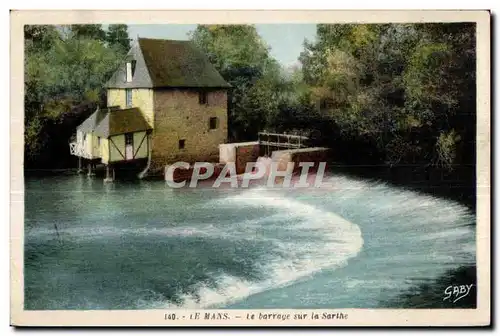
[156, 175, 474, 309]
[137, 186, 364, 309]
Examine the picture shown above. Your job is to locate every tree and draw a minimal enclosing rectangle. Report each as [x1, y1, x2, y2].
[106, 24, 132, 53]
[24, 25, 126, 167]
[69, 24, 106, 41]
[402, 23, 476, 169]
[299, 23, 475, 170]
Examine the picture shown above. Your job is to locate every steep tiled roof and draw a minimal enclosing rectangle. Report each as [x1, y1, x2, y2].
[138, 38, 231, 88]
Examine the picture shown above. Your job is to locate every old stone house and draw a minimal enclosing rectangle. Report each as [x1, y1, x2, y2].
[70, 38, 231, 179]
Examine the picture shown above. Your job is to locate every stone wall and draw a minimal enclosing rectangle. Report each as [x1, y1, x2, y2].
[219, 141, 260, 174]
[271, 147, 331, 172]
[150, 88, 228, 173]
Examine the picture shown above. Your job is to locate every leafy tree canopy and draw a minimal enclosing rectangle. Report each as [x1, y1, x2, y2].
[24, 24, 130, 163]
[299, 23, 475, 169]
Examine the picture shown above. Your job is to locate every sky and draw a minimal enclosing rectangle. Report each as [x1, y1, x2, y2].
[127, 24, 317, 67]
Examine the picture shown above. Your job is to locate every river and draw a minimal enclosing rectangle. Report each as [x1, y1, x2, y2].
[24, 172, 476, 309]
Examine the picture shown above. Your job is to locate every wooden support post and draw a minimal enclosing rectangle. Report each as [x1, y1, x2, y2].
[87, 162, 95, 177]
[104, 164, 114, 183]
[77, 157, 83, 174]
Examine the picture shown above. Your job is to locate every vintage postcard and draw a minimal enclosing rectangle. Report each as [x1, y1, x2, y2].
[10, 10, 490, 327]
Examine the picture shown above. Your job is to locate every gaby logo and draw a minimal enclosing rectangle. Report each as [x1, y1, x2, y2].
[443, 284, 474, 303]
[165, 161, 329, 188]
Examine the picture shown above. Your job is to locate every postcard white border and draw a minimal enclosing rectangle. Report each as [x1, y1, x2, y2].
[10, 9, 491, 327]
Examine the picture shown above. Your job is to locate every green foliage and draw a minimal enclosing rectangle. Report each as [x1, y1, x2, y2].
[404, 42, 454, 106]
[26, 37, 123, 108]
[24, 117, 46, 161]
[24, 24, 130, 165]
[435, 129, 461, 169]
[68, 24, 106, 41]
[300, 23, 475, 170]
[106, 24, 132, 53]
[190, 25, 272, 73]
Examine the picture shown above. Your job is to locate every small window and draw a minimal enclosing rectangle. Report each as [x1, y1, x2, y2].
[97, 137, 101, 145]
[209, 117, 218, 130]
[126, 89, 132, 108]
[83, 133, 87, 141]
[178, 139, 185, 149]
[125, 133, 133, 146]
[199, 91, 208, 105]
